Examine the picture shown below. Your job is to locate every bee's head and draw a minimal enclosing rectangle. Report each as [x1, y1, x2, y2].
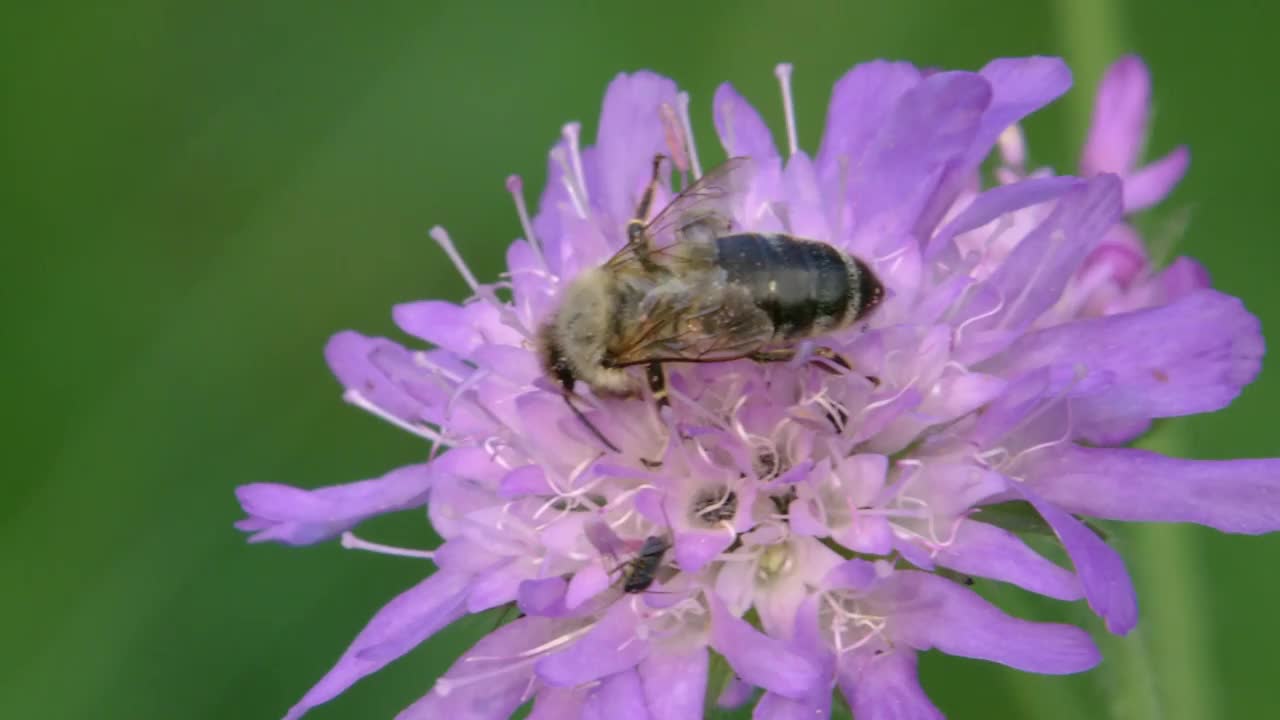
[537, 322, 576, 392]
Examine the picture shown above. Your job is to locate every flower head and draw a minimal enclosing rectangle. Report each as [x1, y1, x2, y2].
[238, 55, 1280, 719]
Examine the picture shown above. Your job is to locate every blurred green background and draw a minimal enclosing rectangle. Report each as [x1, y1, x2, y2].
[5, 1, 1279, 718]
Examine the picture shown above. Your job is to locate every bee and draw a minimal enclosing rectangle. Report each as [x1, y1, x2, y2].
[622, 535, 670, 594]
[538, 154, 884, 450]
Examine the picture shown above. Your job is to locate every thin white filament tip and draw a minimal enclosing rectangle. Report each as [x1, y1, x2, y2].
[561, 122, 589, 204]
[676, 92, 703, 179]
[551, 146, 588, 218]
[428, 225, 481, 294]
[505, 174, 545, 264]
[343, 388, 447, 445]
[341, 531, 436, 559]
[774, 63, 799, 157]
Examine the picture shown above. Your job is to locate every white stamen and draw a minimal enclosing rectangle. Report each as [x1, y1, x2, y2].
[340, 531, 436, 559]
[428, 225, 482, 295]
[342, 389, 449, 445]
[997, 124, 1027, 172]
[551, 146, 588, 218]
[505, 174, 546, 267]
[774, 63, 799, 157]
[562, 122, 590, 205]
[676, 92, 703, 179]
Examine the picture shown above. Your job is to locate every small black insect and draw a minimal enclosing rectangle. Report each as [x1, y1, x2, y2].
[623, 535, 670, 594]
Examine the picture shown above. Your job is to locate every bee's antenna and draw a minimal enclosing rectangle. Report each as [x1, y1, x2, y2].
[561, 392, 622, 453]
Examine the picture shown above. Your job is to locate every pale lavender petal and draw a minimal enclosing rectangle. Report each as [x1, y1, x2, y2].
[967, 57, 1073, 169]
[708, 594, 824, 698]
[537, 601, 650, 686]
[583, 669, 650, 720]
[639, 648, 708, 720]
[1082, 55, 1150, 175]
[1158, 256, 1212, 300]
[518, 576, 570, 617]
[838, 651, 943, 720]
[325, 331, 439, 422]
[924, 176, 1081, 262]
[393, 300, 522, 357]
[674, 529, 735, 572]
[959, 174, 1123, 338]
[590, 71, 680, 228]
[717, 675, 755, 709]
[397, 616, 559, 720]
[753, 690, 831, 720]
[849, 72, 991, 241]
[1029, 444, 1280, 533]
[817, 61, 921, 183]
[997, 289, 1263, 427]
[934, 520, 1083, 601]
[235, 463, 432, 545]
[284, 570, 471, 720]
[889, 571, 1102, 671]
[714, 82, 780, 162]
[1124, 145, 1190, 211]
[1010, 485, 1138, 634]
[528, 687, 585, 720]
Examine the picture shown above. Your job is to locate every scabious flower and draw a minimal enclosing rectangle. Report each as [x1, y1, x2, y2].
[237, 55, 1280, 719]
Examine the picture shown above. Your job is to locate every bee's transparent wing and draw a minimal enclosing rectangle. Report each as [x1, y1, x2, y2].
[607, 281, 775, 367]
[605, 157, 754, 276]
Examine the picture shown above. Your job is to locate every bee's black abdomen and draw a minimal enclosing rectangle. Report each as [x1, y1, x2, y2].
[714, 233, 859, 338]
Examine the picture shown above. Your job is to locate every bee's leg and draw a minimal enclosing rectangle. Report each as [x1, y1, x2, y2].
[626, 155, 667, 272]
[560, 392, 622, 453]
[645, 361, 671, 411]
[629, 154, 667, 235]
[748, 346, 851, 373]
[749, 348, 851, 432]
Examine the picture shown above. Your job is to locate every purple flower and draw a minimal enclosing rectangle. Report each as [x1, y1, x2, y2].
[238, 56, 1280, 719]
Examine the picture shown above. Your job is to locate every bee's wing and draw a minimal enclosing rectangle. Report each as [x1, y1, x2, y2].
[606, 280, 775, 367]
[645, 156, 753, 250]
[604, 157, 754, 275]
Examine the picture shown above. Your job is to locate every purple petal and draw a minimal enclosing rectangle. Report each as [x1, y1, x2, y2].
[590, 71, 680, 228]
[1082, 55, 1150, 175]
[1029, 444, 1280, 534]
[235, 463, 432, 546]
[838, 651, 943, 720]
[753, 691, 831, 720]
[998, 289, 1263, 430]
[967, 57, 1073, 170]
[714, 82, 780, 162]
[1124, 145, 1190, 211]
[888, 571, 1102, 671]
[849, 72, 991, 242]
[528, 687, 585, 720]
[817, 61, 921, 185]
[537, 600, 650, 686]
[924, 176, 1082, 263]
[708, 594, 824, 699]
[584, 669, 650, 720]
[958, 174, 1123, 340]
[717, 675, 755, 709]
[518, 576, 570, 617]
[397, 616, 559, 720]
[1009, 485, 1138, 635]
[283, 570, 471, 720]
[1157, 256, 1212, 300]
[639, 648, 708, 720]
[392, 300, 521, 358]
[325, 331, 439, 422]
[674, 529, 734, 573]
[934, 520, 1082, 601]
